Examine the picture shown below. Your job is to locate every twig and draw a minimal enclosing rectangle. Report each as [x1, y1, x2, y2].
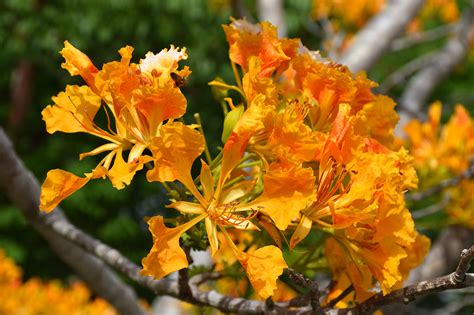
[411, 193, 451, 219]
[378, 52, 437, 94]
[325, 285, 353, 310]
[343, 245, 474, 314]
[288, 269, 324, 314]
[390, 23, 457, 52]
[338, 0, 424, 72]
[453, 245, 474, 282]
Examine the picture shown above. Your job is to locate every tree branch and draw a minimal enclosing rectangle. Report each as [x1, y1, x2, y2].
[342, 245, 474, 314]
[0, 128, 146, 315]
[390, 23, 456, 52]
[338, 0, 424, 72]
[257, 0, 287, 37]
[378, 51, 437, 94]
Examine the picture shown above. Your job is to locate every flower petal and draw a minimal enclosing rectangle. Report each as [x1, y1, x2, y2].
[60, 41, 98, 88]
[289, 215, 313, 249]
[167, 201, 204, 214]
[107, 149, 150, 189]
[42, 85, 102, 134]
[237, 161, 315, 230]
[141, 214, 205, 279]
[147, 122, 205, 204]
[40, 167, 106, 212]
[239, 246, 287, 299]
[205, 218, 219, 256]
[139, 46, 188, 77]
[200, 160, 214, 202]
[223, 20, 290, 77]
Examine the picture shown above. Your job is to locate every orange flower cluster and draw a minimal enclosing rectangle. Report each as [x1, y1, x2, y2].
[40, 41, 192, 212]
[40, 20, 429, 303]
[405, 102, 474, 228]
[0, 250, 116, 315]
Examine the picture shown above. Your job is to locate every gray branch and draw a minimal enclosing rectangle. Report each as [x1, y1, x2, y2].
[341, 245, 474, 314]
[257, 0, 287, 37]
[338, 0, 424, 72]
[390, 23, 456, 52]
[0, 128, 146, 315]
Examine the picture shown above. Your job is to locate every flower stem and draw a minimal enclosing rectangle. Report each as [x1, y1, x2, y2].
[194, 113, 212, 165]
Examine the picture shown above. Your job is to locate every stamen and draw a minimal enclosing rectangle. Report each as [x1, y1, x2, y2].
[306, 155, 351, 219]
[208, 201, 259, 229]
[101, 103, 118, 137]
[66, 96, 119, 143]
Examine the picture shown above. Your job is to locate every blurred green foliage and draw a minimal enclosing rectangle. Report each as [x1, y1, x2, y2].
[0, 0, 473, 304]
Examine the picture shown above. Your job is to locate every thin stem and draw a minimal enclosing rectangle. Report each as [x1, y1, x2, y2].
[231, 60, 243, 91]
[160, 182, 182, 201]
[209, 150, 223, 170]
[194, 113, 212, 165]
[208, 80, 246, 99]
[220, 100, 229, 116]
[222, 175, 245, 190]
[237, 161, 261, 169]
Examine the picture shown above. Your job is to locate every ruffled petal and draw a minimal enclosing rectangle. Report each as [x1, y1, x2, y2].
[147, 122, 205, 203]
[40, 167, 106, 212]
[236, 161, 315, 230]
[60, 41, 99, 88]
[141, 214, 205, 279]
[107, 149, 151, 189]
[42, 85, 101, 134]
[239, 246, 287, 299]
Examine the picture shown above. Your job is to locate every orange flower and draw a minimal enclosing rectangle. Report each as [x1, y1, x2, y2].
[142, 123, 291, 298]
[223, 19, 290, 77]
[405, 102, 474, 228]
[321, 147, 426, 299]
[0, 250, 117, 315]
[40, 41, 191, 212]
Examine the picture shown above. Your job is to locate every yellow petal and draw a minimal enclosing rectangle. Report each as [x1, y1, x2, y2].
[240, 246, 287, 299]
[141, 214, 205, 279]
[79, 143, 119, 160]
[167, 201, 204, 214]
[258, 216, 283, 248]
[42, 85, 101, 134]
[221, 180, 255, 204]
[200, 160, 214, 202]
[237, 161, 315, 230]
[140, 215, 205, 279]
[223, 20, 290, 77]
[107, 149, 149, 189]
[40, 167, 106, 212]
[60, 41, 98, 88]
[205, 218, 219, 256]
[289, 215, 313, 249]
[147, 122, 205, 204]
